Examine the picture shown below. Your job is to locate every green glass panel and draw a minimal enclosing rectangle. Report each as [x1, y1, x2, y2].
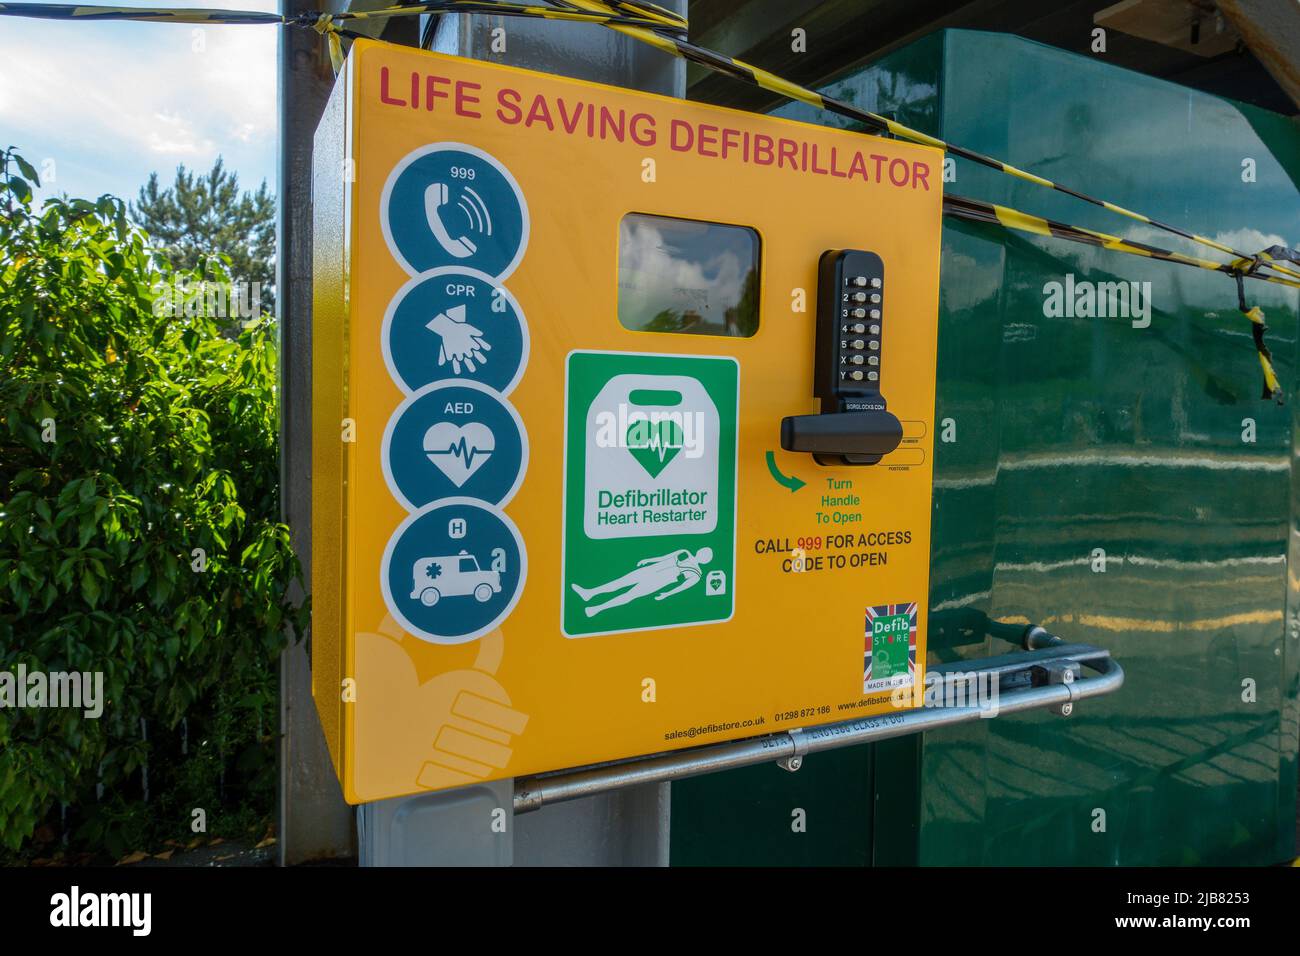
[671, 29, 1300, 867]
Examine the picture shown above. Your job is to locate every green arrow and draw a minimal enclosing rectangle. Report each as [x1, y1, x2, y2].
[766, 450, 805, 493]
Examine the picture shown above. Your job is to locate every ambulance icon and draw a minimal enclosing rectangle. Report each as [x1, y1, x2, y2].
[410, 550, 502, 607]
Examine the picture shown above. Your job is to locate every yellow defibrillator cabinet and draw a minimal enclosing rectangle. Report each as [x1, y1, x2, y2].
[312, 39, 942, 803]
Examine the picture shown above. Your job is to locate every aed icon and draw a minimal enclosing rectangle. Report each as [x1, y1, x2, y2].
[383, 267, 528, 395]
[382, 380, 527, 510]
[381, 498, 526, 644]
[562, 351, 739, 638]
[382, 142, 529, 279]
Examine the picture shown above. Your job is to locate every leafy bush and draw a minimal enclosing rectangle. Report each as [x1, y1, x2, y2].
[0, 148, 305, 859]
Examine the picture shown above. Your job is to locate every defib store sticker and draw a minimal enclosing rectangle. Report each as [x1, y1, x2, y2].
[864, 603, 918, 692]
[562, 351, 738, 638]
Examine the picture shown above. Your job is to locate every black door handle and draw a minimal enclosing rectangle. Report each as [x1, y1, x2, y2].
[780, 409, 903, 466]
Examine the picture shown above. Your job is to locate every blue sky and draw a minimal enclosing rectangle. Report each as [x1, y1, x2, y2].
[0, 0, 278, 207]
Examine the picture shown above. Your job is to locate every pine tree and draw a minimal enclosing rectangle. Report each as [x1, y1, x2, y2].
[131, 157, 276, 310]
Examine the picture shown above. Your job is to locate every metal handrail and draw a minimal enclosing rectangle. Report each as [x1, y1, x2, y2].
[513, 628, 1123, 813]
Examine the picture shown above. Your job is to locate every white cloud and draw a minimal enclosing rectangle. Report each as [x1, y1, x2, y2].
[0, 26, 275, 157]
[147, 111, 213, 155]
[0, 2, 278, 199]
[618, 219, 748, 326]
[1118, 224, 1292, 265]
[229, 121, 260, 144]
[940, 250, 1004, 312]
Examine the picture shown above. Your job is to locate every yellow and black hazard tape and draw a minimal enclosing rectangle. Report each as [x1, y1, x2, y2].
[568, 0, 1293, 399]
[0, 1, 682, 32]
[4, 2, 1297, 279]
[0, 1, 683, 73]
[564, 0, 1300, 289]
[0, 3, 284, 24]
[1234, 279, 1283, 401]
[2, 0, 1294, 396]
[944, 195, 1300, 291]
[945, 195, 1290, 401]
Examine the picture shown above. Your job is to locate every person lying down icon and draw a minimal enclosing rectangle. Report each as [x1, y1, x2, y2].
[570, 547, 713, 618]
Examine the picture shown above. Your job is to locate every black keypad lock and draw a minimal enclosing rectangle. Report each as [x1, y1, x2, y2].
[780, 249, 903, 466]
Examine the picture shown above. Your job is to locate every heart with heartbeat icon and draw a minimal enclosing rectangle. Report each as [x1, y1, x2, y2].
[423, 421, 495, 487]
[625, 418, 684, 478]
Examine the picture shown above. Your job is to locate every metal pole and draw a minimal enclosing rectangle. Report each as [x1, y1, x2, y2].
[276, 0, 356, 865]
[514, 642, 1124, 813]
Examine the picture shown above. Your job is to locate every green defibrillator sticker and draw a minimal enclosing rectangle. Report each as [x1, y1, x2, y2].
[562, 351, 738, 637]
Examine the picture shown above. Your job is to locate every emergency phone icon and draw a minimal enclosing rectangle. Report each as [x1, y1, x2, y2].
[424, 180, 491, 259]
[382, 143, 528, 279]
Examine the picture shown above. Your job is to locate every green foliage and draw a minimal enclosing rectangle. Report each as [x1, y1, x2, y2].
[130, 157, 275, 311]
[0, 148, 304, 859]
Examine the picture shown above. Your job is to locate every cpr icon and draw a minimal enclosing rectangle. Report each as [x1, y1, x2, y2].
[382, 268, 528, 395]
[382, 380, 527, 510]
[382, 499, 527, 645]
[381, 143, 529, 279]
